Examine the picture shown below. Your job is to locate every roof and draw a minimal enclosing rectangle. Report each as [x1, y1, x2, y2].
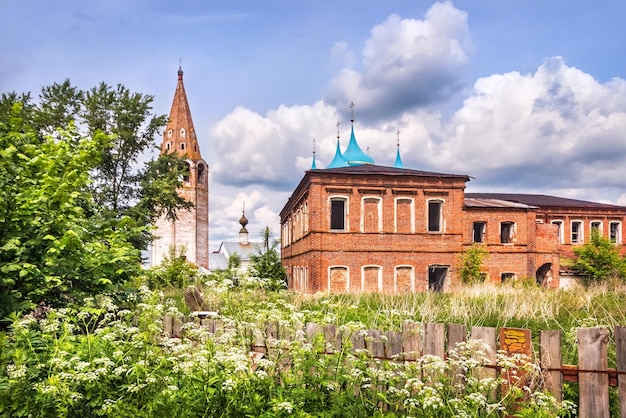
[465, 193, 626, 210]
[315, 164, 470, 179]
[161, 67, 202, 161]
[343, 125, 375, 166]
[218, 241, 261, 260]
[465, 197, 537, 209]
[326, 139, 348, 169]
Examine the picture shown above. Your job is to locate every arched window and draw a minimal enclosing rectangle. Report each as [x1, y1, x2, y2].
[328, 266, 349, 293]
[180, 128, 186, 138]
[198, 164, 206, 184]
[182, 162, 191, 182]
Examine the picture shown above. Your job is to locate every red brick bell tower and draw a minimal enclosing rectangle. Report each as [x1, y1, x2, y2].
[151, 67, 209, 268]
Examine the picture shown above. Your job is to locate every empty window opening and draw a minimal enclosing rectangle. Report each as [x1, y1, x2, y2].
[330, 199, 346, 230]
[428, 266, 448, 292]
[473, 222, 486, 243]
[501, 272, 515, 283]
[571, 221, 583, 244]
[610, 222, 622, 244]
[182, 163, 190, 182]
[536, 263, 552, 287]
[428, 200, 443, 232]
[591, 221, 602, 235]
[165, 141, 171, 151]
[551, 220, 564, 244]
[198, 164, 206, 184]
[181, 142, 186, 150]
[500, 222, 515, 244]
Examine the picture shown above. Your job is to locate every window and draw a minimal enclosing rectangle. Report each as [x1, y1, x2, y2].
[181, 142, 186, 150]
[182, 163, 190, 182]
[362, 197, 382, 233]
[427, 200, 443, 232]
[610, 222, 622, 244]
[395, 266, 414, 293]
[590, 221, 602, 235]
[571, 220, 583, 243]
[165, 141, 171, 151]
[330, 198, 347, 231]
[362, 266, 381, 293]
[551, 220, 564, 244]
[180, 128, 186, 138]
[198, 164, 206, 184]
[473, 222, 486, 243]
[328, 266, 349, 293]
[501, 272, 515, 283]
[395, 198, 414, 233]
[167, 129, 173, 138]
[428, 266, 448, 291]
[500, 222, 515, 244]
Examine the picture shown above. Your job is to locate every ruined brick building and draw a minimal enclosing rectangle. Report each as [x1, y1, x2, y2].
[151, 68, 209, 268]
[280, 119, 626, 293]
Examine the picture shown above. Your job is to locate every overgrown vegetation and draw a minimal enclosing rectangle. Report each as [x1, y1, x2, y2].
[0, 284, 588, 417]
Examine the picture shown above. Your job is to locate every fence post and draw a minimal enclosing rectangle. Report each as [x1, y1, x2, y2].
[615, 326, 626, 418]
[578, 327, 610, 418]
[540, 330, 562, 401]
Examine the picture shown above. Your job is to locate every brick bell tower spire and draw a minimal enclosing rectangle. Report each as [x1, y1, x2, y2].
[151, 67, 209, 268]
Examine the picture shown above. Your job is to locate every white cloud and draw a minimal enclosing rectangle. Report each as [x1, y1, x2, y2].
[433, 57, 626, 197]
[326, 1, 472, 120]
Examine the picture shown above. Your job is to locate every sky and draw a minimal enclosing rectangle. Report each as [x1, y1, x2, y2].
[3, 0, 626, 251]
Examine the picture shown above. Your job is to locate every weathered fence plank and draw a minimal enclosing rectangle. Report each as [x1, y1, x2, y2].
[401, 321, 420, 361]
[578, 327, 610, 418]
[423, 323, 445, 358]
[540, 329, 563, 401]
[447, 323, 467, 353]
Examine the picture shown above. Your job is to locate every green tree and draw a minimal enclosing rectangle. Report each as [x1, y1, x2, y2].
[0, 81, 191, 251]
[459, 244, 488, 284]
[573, 229, 626, 286]
[0, 104, 142, 319]
[250, 227, 287, 291]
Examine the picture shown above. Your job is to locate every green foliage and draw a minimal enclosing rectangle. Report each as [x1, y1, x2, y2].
[249, 227, 287, 291]
[459, 244, 488, 284]
[573, 229, 626, 286]
[0, 104, 142, 319]
[1, 80, 191, 251]
[0, 289, 576, 417]
[146, 246, 200, 289]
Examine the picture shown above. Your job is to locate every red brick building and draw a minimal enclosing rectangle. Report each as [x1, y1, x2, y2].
[280, 127, 626, 293]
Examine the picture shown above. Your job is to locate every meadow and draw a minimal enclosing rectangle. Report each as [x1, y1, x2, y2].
[3, 276, 625, 417]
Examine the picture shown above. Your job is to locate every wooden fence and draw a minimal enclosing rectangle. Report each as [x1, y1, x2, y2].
[164, 316, 626, 418]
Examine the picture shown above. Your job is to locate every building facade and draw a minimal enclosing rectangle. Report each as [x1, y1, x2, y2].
[151, 68, 209, 268]
[280, 127, 626, 293]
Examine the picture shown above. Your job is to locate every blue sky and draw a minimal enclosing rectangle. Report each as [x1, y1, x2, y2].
[3, 1, 626, 249]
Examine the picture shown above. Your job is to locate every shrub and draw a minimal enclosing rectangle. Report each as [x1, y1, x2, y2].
[573, 229, 626, 286]
[459, 244, 489, 284]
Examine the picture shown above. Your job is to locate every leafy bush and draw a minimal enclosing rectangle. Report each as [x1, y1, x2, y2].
[573, 229, 626, 286]
[459, 244, 489, 284]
